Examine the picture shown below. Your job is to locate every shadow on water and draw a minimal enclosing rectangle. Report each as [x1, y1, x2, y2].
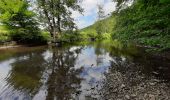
[0, 40, 170, 99]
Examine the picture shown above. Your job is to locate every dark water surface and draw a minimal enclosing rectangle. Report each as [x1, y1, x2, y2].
[0, 41, 170, 100]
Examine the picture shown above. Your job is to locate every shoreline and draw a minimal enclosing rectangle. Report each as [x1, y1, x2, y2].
[1, 42, 170, 60]
[0, 45, 23, 50]
[0, 44, 47, 50]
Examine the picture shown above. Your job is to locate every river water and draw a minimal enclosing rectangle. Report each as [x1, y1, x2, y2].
[0, 41, 170, 100]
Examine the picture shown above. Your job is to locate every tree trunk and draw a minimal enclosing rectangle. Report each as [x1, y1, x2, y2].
[57, 15, 61, 34]
[53, 29, 56, 43]
[42, 0, 55, 42]
[57, 1, 61, 34]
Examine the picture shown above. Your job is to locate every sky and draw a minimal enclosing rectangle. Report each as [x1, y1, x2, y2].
[71, 0, 117, 29]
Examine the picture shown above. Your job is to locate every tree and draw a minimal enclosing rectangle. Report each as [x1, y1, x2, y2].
[112, 0, 165, 11]
[97, 4, 105, 20]
[112, 0, 131, 8]
[112, 0, 170, 50]
[0, 0, 42, 43]
[36, 0, 83, 42]
[96, 4, 105, 35]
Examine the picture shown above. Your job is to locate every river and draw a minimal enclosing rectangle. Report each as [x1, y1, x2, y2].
[0, 41, 170, 100]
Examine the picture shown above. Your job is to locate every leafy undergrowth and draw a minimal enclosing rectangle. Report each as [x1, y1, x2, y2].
[112, 0, 170, 51]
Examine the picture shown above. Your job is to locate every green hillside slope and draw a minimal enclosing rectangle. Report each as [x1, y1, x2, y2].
[80, 15, 116, 40]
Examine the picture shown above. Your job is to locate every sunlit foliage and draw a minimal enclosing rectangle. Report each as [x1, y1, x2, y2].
[0, 0, 46, 43]
[112, 0, 170, 50]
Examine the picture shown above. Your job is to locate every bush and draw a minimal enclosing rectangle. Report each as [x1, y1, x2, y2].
[112, 1, 170, 50]
[0, 26, 11, 44]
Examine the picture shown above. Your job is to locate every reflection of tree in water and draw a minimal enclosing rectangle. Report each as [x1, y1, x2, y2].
[5, 42, 170, 99]
[94, 42, 106, 66]
[4, 46, 84, 100]
[6, 50, 46, 97]
[45, 47, 83, 100]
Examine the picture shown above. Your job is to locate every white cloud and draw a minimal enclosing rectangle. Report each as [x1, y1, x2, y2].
[72, 0, 116, 29]
[104, 1, 116, 15]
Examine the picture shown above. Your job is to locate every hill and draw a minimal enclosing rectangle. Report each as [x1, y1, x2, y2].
[80, 15, 116, 40]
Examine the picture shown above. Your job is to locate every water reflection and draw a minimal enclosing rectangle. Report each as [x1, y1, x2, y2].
[0, 41, 170, 99]
[98, 43, 170, 99]
[0, 48, 46, 99]
[0, 44, 112, 100]
[45, 47, 83, 100]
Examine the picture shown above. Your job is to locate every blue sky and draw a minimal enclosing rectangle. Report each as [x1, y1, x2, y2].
[71, 0, 116, 29]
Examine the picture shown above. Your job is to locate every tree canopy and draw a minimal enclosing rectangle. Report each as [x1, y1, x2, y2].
[0, 0, 44, 43]
[37, 0, 83, 42]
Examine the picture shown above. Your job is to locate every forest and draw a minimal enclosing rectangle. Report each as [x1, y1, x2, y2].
[0, 0, 170, 51]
